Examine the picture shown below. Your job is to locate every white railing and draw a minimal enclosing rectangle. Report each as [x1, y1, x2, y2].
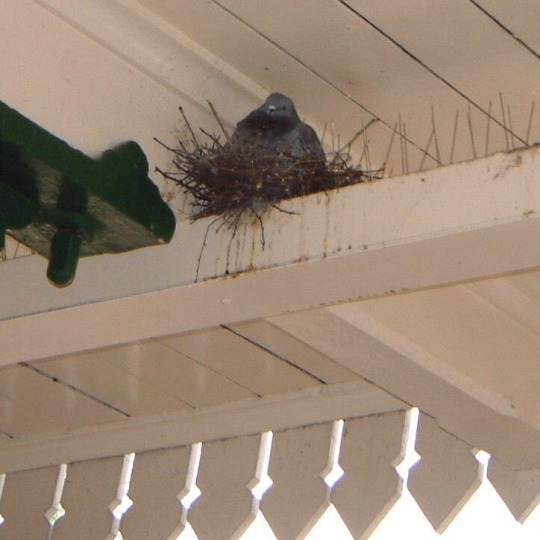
[0, 409, 539, 539]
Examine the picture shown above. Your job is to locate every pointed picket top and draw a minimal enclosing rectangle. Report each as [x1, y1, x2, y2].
[246, 431, 274, 509]
[298, 503, 354, 540]
[231, 432, 275, 540]
[298, 420, 349, 539]
[366, 489, 438, 540]
[44, 464, 67, 530]
[521, 498, 540, 539]
[232, 509, 278, 540]
[167, 443, 203, 540]
[440, 477, 520, 538]
[106, 453, 135, 540]
[348, 409, 424, 538]
[320, 420, 345, 489]
[167, 521, 200, 540]
[392, 408, 421, 491]
[0, 474, 5, 526]
[178, 443, 203, 513]
[440, 448, 520, 538]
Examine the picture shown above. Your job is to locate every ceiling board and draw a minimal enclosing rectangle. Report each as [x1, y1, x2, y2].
[229, 319, 361, 384]
[474, 0, 540, 53]
[87, 340, 257, 408]
[160, 326, 324, 396]
[0, 365, 123, 437]
[32, 353, 193, 417]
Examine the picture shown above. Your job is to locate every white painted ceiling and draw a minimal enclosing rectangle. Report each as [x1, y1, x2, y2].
[0, 0, 539, 467]
[135, 0, 540, 173]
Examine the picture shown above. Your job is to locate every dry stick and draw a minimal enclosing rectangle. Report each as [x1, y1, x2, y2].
[196, 215, 223, 282]
[362, 119, 372, 172]
[418, 128, 434, 172]
[358, 144, 368, 171]
[359, 119, 368, 170]
[320, 122, 329, 160]
[332, 118, 379, 164]
[207, 101, 232, 145]
[431, 105, 442, 165]
[321, 122, 328, 147]
[179, 106, 201, 150]
[199, 128, 223, 145]
[507, 104, 516, 150]
[156, 142, 199, 204]
[467, 102, 477, 159]
[270, 203, 299, 216]
[356, 133, 367, 170]
[526, 101, 536, 145]
[403, 122, 409, 174]
[154, 137, 178, 153]
[484, 101, 492, 157]
[449, 110, 460, 165]
[398, 114, 406, 175]
[225, 211, 245, 274]
[499, 93, 510, 151]
[249, 207, 266, 249]
[382, 122, 398, 177]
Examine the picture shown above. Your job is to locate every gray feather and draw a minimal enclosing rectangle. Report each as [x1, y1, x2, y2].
[231, 93, 325, 166]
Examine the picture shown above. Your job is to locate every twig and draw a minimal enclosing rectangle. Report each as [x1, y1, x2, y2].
[467, 102, 477, 159]
[402, 121, 409, 174]
[179, 106, 201, 150]
[507, 104, 515, 149]
[207, 100, 232, 145]
[334, 118, 380, 159]
[499, 93, 510, 151]
[196, 216, 223, 282]
[526, 101, 535, 145]
[484, 101, 492, 157]
[154, 137, 178, 153]
[431, 105, 441, 165]
[450, 110, 459, 164]
[382, 122, 398, 176]
[398, 114, 407, 175]
[418, 128, 434, 171]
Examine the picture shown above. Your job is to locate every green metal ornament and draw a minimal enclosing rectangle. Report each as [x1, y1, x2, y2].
[0, 99, 175, 286]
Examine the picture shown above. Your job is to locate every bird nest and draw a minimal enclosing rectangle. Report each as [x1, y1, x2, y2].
[156, 106, 381, 221]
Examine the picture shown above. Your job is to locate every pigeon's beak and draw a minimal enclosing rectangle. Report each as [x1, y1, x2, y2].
[267, 105, 276, 113]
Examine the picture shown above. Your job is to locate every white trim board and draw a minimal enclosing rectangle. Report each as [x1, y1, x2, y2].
[0, 380, 404, 473]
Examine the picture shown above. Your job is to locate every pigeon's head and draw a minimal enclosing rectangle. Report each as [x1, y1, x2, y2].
[259, 93, 301, 127]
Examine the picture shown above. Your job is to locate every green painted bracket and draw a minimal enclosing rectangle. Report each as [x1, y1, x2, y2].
[0, 100, 176, 286]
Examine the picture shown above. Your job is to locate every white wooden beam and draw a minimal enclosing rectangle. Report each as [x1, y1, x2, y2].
[1, 146, 538, 365]
[0, 380, 404, 474]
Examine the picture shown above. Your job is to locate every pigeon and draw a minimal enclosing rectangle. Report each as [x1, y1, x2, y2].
[230, 93, 326, 168]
